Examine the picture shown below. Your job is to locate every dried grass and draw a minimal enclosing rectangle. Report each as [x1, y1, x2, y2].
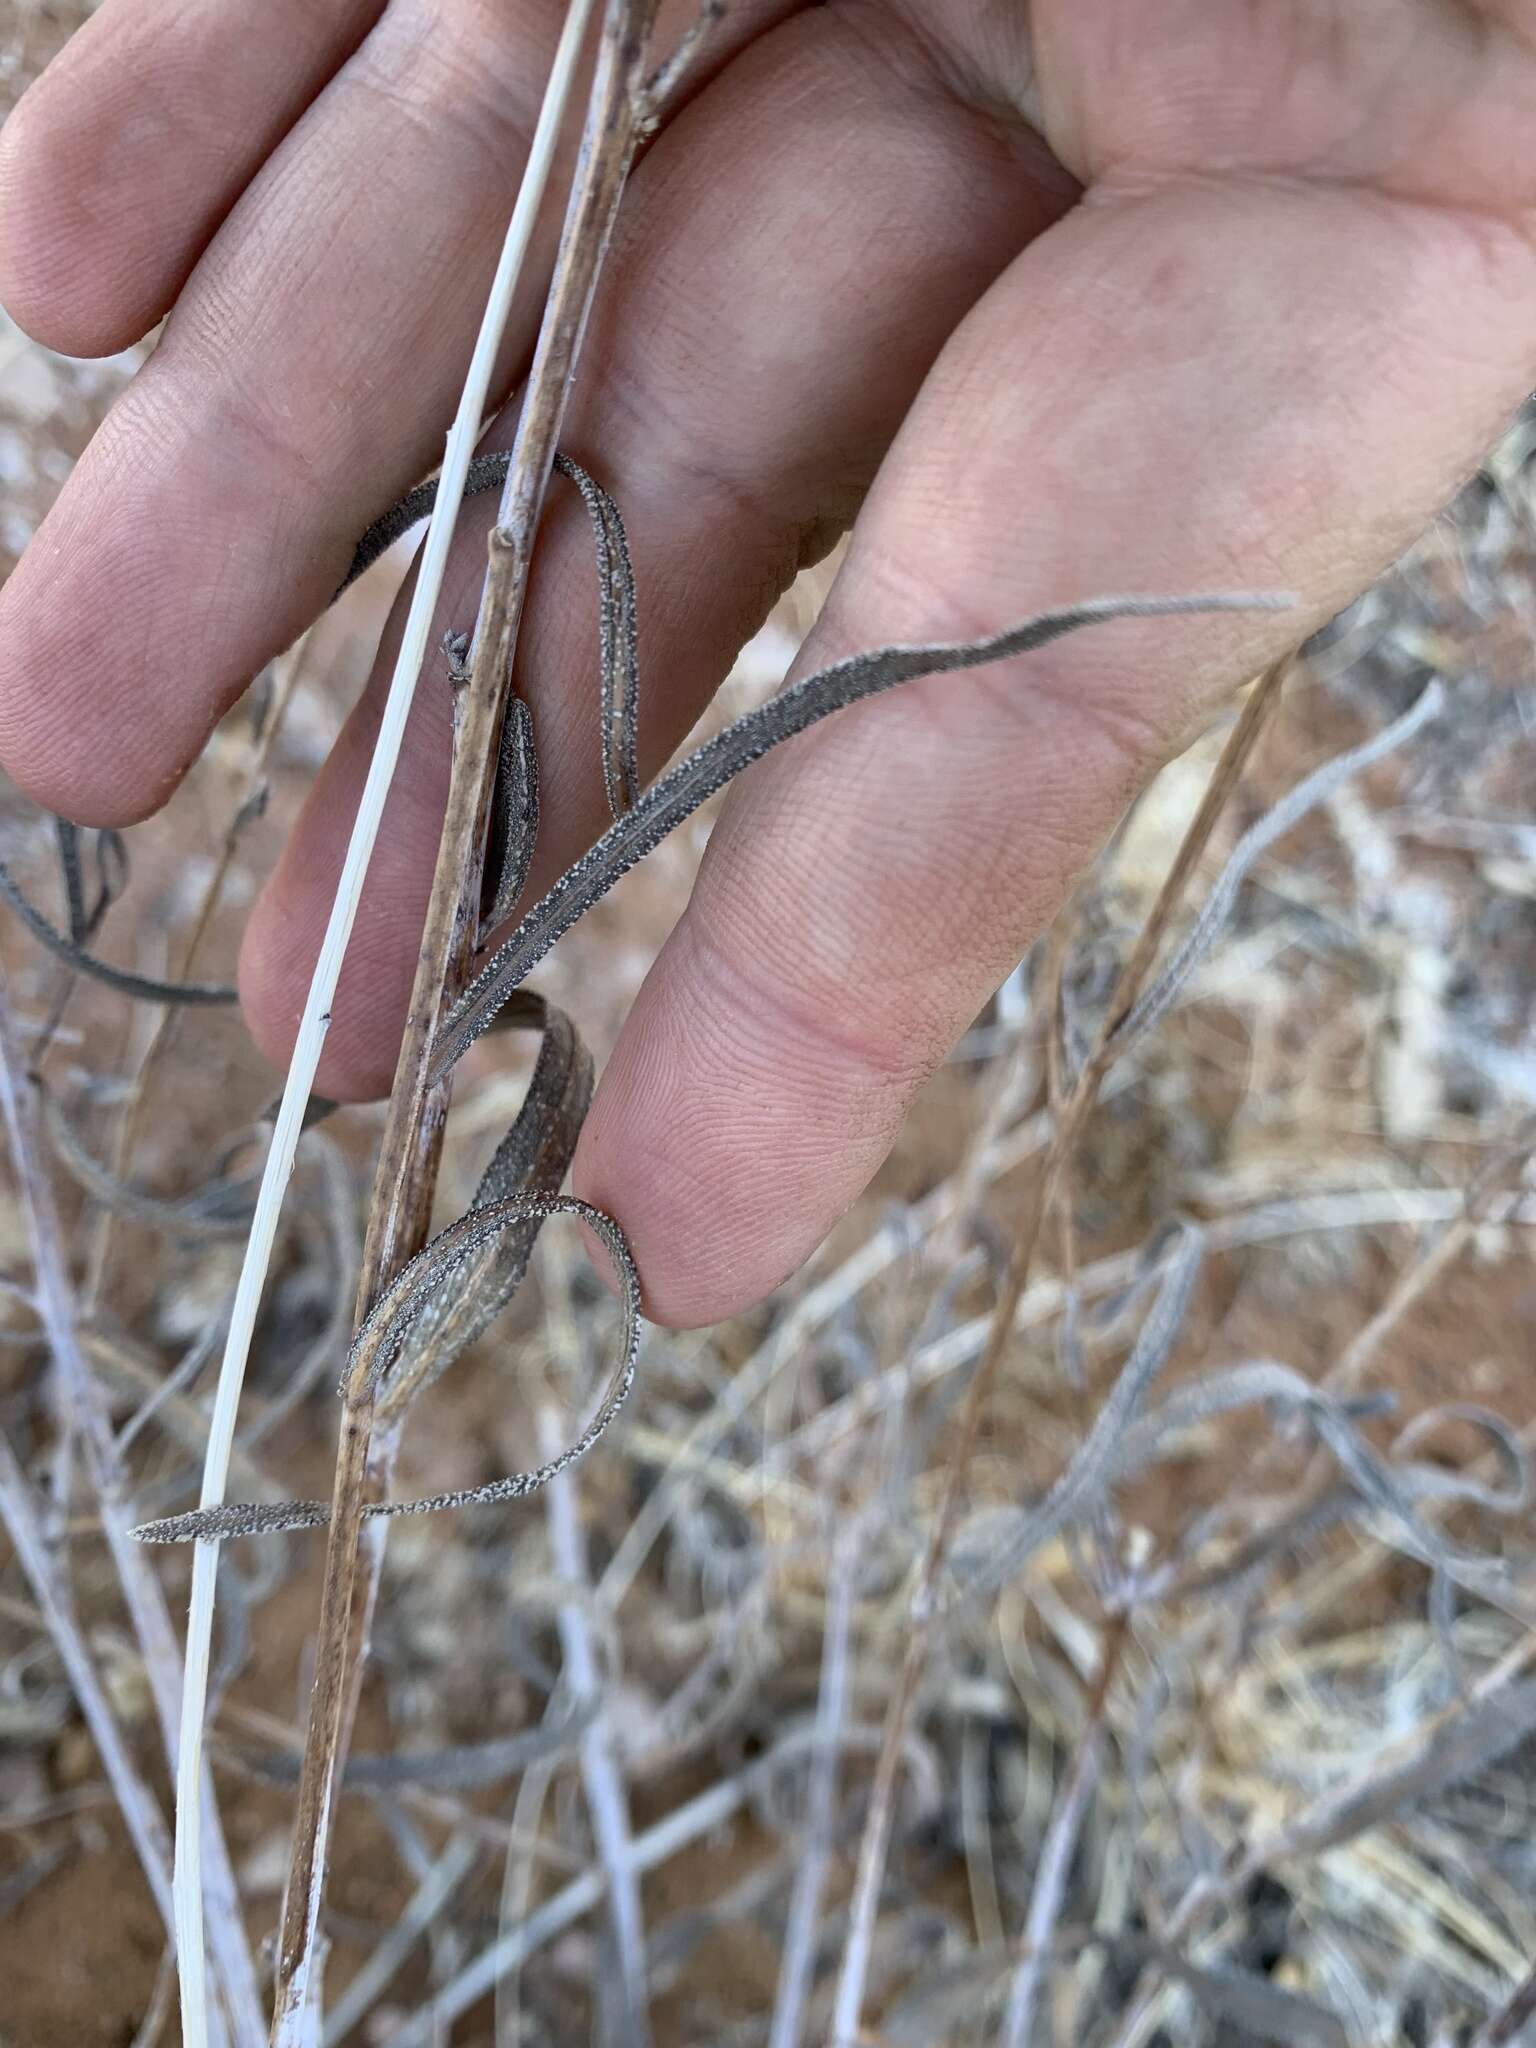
[3, 17, 1536, 2041]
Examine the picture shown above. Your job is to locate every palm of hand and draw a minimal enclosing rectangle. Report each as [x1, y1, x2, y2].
[1026, 0, 1534, 204]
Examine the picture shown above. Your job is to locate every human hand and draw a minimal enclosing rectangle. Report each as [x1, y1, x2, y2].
[2, 0, 1533, 1324]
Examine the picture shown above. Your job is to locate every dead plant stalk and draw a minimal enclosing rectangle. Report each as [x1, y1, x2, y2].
[0, 985, 265, 2048]
[831, 660, 1292, 2043]
[267, 3, 658, 2036]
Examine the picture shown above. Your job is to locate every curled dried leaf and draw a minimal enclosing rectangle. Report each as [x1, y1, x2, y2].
[1104, 1937, 1351, 2048]
[241, 1690, 599, 1790]
[335, 450, 520, 597]
[950, 1221, 1205, 1609]
[53, 818, 128, 946]
[343, 448, 638, 927]
[552, 450, 641, 819]
[377, 994, 592, 1422]
[431, 591, 1292, 1083]
[1275, 1680, 1536, 1861]
[481, 693, 540, 935]
[134, 1192, 638, 1543]
[1391, 1402, 1529, 1515]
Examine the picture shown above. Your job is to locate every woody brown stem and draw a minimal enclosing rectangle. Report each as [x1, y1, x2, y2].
[832, 659, 1291, 2043]
[267, 5, 657, 2036]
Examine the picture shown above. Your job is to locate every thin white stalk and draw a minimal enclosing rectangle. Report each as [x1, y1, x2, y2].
[0, 990, 261, 2048]
[320, 1833, 480, 2046]
[396, 1774, 755, 2043]
[768, 1530, 856, 2048]
[0, 1433, 176, 1940]
[542, 1405, 651, 2048]
[169, 4, 599, 2038]
[998, 1724, 1106, 2048]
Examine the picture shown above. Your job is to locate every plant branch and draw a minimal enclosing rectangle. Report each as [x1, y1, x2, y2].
[0, 1431, 178, 1951]
[542, 1403, 651, 2048]
[167, 5, 603, 2039]
[998, 1611, 1129, 2047]
[0, 985, 264, 2048]
[830, 660, 1293, 2043]
[266, 3, 657, 2036]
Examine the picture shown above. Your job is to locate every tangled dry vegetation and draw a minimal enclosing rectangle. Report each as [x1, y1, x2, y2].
[5, 11, 1536, 2048]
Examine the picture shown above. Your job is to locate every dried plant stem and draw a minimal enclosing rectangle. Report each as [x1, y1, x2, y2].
[132, 1945, 181, 2048]
[493, 1729, 560, 2047]
[1323, 1120, 1531, 1399]
[171, 9, 600, 2040]
[319, 1832, 480, 2046]
[1104, 1631, 1536, 2048]
[396, 1766, 770, 2042]
[831, 660, 1291, 2043]
[1104, 669, 1288, 1044]
[0, 1431, 177, 1935]
[1327, 1213, 1477, 1401]
[0, 987, 264, 2048]
[267, 4, 654, 2037]
[1471, 1957, 1536, 2047]
[1185, 1122, 1534, 1625]
[1044, 917, 1088, 1452]
[998, 1612, 1128, 2047]
[542, 1405, 651, 2047]
[768, 1528, 857, 2048]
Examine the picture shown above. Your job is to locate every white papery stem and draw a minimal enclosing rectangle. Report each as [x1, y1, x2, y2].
[169, 5, 599, 2038]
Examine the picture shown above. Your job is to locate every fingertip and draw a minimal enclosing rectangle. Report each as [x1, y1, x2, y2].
[570, 920, 908, 1330]
[0, 69, 164, 357]
[0, 448, 235, 828]
[572, 1117, 804, 1332]
[569, 1042, 762, 1332]
[0, 352, 351, 829]
[0, 747, 166, 834]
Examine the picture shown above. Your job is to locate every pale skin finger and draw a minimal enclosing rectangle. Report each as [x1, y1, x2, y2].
[0, 0, 383, 355]
[8, 0, 1536, 1338]
[237, 8, 1073, 1096]
[573, 173, 1536, 1325]
[0, 0, 569, 824]
[0, 0, 789, 827]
